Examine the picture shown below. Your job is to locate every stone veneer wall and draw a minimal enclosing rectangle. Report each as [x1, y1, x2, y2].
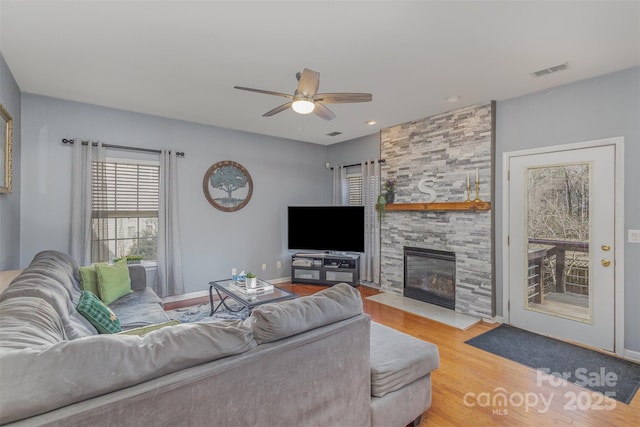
[380, 103, 493, 318]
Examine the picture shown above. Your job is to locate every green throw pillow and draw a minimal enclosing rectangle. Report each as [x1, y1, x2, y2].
[78, 263, 105, 296]
[95, 259, 133, 305]
[118, 320, 181, 336]
[77, 290, 122, 333]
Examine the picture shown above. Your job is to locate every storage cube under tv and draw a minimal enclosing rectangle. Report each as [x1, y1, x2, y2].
[291, 253, 360, 287]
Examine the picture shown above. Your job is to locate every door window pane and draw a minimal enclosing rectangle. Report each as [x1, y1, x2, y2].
[525, 163, 591, 322]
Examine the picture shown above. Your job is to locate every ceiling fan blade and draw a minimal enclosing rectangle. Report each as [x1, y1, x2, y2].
[263, 102, 292, 117]
[234, 86, 292, 99]
[296, 68, 320, 97]
[313, 93, 372, 103]
[313, 102, 336, 121]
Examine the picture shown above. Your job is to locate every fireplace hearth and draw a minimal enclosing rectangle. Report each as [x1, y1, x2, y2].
[404, 247, 456, 310]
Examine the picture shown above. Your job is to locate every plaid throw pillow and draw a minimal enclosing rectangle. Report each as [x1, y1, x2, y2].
[77, 290, 122, 334]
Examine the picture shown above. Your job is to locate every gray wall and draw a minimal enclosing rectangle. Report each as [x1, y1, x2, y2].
[495, 66, 640, 352]
[0, 53, 21, 270]
[326, 132, 381, 189]
[327, 132, 380, 167]
[20, 94, 330, 293]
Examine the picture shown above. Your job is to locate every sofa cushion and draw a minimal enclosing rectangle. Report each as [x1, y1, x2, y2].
[95, 259, 133, 304]
[249, 282, 363, 344]
[0, 250, 99, 339]
[77, 290, 122, 333]
[370, 321, 440, 397]
[78, 263, 104, 296]
[127, 264, 148, 291]
[0, 320, 257, 424]
[110, 285, 163, 308]
[109, 287, 170, 329]
[0, 297, 66, 349]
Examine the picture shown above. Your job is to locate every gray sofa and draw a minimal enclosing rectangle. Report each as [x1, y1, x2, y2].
[0, 250, 439, 427]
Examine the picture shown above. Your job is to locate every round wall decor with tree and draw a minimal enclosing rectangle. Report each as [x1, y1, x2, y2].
[202, 160, 253, 212]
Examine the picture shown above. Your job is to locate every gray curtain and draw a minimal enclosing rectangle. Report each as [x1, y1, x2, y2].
[155, 150, 184, 297]
[332, 165, 348, 205]
[361, 160, 381, 285]
[70, 139, 104, 265]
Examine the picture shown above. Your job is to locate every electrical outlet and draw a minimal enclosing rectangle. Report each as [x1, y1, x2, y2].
[261, 263, 267, 271]
[276, 260, 282, 269]
[629, 229, 640, 243]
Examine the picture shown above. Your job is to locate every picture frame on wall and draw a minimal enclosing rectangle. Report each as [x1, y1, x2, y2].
[0, 103, 13, 194]
[202, 160, 253, 212]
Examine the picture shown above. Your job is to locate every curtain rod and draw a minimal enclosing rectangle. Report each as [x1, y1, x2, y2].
[61, 138, 185, 157]
[330, 159, 385, 170]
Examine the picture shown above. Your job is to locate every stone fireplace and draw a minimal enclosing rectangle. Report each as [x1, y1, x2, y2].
[404, 247, 456, 310]
[380, 102, 494, 319]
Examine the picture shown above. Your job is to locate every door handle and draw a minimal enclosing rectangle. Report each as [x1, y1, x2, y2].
[601, 259, 611, 267]
[601, 244, 611, 251]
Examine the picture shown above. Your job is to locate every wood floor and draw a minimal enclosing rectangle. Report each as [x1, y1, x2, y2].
[165, 283, 639, 426]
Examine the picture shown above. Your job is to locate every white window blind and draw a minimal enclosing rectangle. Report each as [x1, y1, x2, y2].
[347, 173, 363, 206]
[91, 161, 160, 262]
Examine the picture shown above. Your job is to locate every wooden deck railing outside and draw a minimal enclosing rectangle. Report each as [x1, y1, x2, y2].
[527, 238, 589, 303]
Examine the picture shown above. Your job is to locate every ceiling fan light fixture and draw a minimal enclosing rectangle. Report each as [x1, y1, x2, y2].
[292, 98, 315, 114]
[235, 68, 371, 120]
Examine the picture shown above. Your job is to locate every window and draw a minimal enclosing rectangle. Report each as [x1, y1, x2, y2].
[91, 161, 160, 262]
[347, 172, 362, 206]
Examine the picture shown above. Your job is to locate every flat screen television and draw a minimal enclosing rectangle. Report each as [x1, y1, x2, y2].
[288, 206, 365, 253]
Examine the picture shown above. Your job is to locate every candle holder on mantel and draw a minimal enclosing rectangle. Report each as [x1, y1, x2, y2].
[473, 180, 482, 202]
[465, 181, 472, 202]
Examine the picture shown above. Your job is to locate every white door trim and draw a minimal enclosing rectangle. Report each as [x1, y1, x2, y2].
[502, 137, 625, 355]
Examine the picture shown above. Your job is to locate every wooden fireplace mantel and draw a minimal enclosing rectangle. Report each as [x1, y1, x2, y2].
[385, 201, 491, 212]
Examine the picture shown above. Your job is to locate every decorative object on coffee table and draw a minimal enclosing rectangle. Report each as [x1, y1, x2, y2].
[203, 160, 253, 212]
[246, 272, 257, 289]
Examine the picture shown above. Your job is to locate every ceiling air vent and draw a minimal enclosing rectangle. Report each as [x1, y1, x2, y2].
[531, 62, 569, 78]
[326, 131, 342, 137]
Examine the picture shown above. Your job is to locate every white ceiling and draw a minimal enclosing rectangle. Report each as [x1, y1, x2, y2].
[1, 1, 638, 145]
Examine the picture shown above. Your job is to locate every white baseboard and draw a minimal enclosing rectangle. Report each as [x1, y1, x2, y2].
[163, 290, 209, 304]
[482, 315, 504, 324]
[270, 276, 291, 284]
[624, 348, 640, 362]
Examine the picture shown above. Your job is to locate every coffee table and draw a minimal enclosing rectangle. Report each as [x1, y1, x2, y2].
[208, 278, 297, 316]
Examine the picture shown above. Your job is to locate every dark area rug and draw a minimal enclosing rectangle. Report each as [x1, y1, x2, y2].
[465, 324, 640, 404]
[165, 302, 249, 324]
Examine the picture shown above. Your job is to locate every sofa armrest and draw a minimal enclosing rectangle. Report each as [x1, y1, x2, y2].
[127, 265, 147, 291]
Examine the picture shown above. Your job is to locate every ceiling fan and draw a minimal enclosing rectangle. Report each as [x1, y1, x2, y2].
[234, 68, 372, 121]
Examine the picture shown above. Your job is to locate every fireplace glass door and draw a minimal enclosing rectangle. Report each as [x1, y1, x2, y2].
[404, 247, 455, 310]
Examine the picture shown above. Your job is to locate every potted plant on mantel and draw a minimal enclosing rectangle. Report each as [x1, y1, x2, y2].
[383, 179, 397, 203]
[375, 194, 387, 219]
[245, 272, 257, 289]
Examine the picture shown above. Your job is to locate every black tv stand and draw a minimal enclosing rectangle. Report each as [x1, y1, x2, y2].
[291, 253, 360, 287]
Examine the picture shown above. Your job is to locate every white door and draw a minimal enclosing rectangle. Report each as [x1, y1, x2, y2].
[506, 141, 619, 351]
